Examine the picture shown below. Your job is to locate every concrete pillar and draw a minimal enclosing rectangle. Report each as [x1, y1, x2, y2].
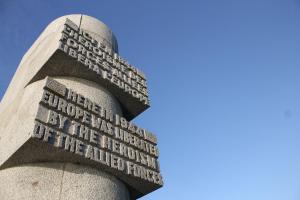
[0, 15, 131, 200]
[0, 162, 130, 200]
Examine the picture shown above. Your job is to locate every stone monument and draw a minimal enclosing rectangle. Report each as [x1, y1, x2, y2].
[0, 14, 163, 200]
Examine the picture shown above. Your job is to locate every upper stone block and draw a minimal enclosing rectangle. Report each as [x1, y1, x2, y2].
[2, 15, 149, 120]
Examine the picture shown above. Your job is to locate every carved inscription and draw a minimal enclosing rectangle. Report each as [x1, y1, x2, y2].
[33, 78, 162, 186]
[58, 19, 149, 106]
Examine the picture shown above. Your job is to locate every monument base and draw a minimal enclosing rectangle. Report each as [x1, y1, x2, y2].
[0, 162, 131, 200]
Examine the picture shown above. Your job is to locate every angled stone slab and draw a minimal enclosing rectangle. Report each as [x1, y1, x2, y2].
[0, 77, 162, 199]
[1, 15, 149, 121]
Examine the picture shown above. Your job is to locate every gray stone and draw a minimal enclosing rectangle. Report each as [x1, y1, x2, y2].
[0, 77, 162, 197]
[0, 162, 130, 200]
[1, 14, 149, 121]
[0, 14, 163, 199]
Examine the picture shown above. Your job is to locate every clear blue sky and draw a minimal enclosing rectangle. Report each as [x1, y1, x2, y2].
[1, 0, 300, 199]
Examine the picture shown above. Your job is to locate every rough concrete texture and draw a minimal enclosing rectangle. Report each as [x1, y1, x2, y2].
[80, 15, 118, 52]
[0, 14, 148, 121]
[0, 76, 161, 198]
[0, 76, 122, 168]
[0, 162, 130, 200]
[0, 14, 162, 199]
[0, 15, 134, 200]
[0, 76, 137, 199]
[0, 14, 118, 117]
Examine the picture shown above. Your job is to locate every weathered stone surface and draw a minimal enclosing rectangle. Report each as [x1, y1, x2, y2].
[0, 162, 130, 200]
[0, 14, 163, 199]
[1, 15, 148, 121]
[0, 77, 162, 198]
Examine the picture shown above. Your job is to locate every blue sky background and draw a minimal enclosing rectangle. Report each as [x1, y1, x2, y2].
[2, 0, 300, 199]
